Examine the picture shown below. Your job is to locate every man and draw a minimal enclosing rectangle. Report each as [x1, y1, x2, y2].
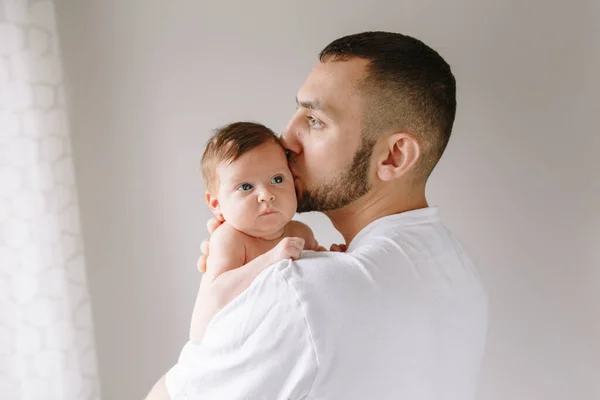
[147, 31, 488, 400]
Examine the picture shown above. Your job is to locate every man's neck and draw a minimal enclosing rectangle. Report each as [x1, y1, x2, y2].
[325, 185, 428, 245]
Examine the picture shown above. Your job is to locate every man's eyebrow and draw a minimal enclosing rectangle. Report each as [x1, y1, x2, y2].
[296, 97, 326, 112]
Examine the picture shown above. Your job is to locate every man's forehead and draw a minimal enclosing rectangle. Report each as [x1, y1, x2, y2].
[297, 59, 368, 109]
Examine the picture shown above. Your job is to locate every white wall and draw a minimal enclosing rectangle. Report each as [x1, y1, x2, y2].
[54, 0, 599, 399]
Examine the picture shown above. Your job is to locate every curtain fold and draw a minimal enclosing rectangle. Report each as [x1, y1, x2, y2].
[0, 1, 100, 399]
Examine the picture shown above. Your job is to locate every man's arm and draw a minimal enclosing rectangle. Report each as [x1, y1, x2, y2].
[145, 375, 170, 400]
[165, 261, 318, 400]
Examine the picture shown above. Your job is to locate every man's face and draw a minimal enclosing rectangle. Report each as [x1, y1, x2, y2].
[281, 58, 376, 213]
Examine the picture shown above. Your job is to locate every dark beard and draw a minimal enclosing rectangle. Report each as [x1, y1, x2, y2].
[296, 138, 375, 213]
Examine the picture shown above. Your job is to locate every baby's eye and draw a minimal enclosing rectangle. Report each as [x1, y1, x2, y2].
[237, 183, 253, 191]
[307, 116, 323, 129]
[271, 175, 284, 184]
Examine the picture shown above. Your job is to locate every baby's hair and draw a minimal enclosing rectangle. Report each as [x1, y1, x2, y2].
[201, 122, 282, 192]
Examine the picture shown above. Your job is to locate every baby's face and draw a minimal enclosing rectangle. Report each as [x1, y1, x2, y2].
[213, 141, 297, 238]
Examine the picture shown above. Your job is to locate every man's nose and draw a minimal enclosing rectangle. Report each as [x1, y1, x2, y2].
[280, 120, 302, 157]
[258, 189, 275, 203]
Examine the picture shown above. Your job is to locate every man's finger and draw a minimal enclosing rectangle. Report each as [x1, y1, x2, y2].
[197, 255, 207, 273]
[330, 243, 347, 252]
[200, 239, 210, 256]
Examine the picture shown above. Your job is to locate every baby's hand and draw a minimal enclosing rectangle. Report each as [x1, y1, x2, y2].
[268, 237, 305, 264]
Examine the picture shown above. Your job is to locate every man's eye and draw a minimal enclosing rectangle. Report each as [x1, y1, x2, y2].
[307, 116, 323, 128]
[271, 175, 284, 184]
[237, 183, 253, 191]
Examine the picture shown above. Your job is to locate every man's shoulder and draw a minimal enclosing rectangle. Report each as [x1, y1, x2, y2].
[278, 250, 350, 270]
[286, 219, 311, 232]
[268, 251, 359, 295]
[228, 251, 352, 302]
[208, 260, 315, 333]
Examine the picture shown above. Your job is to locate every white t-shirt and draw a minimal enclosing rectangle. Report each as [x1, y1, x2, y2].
[166, 207, 488, 400]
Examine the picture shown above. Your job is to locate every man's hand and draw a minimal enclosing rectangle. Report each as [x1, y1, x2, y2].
[197, 215, 224, 272]
[330, 243, 347, 252]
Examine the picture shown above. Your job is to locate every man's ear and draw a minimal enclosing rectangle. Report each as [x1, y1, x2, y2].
[376, 132, 420, 182]
[205, 192, 222, 219]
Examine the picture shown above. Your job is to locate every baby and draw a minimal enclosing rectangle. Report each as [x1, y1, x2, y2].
[189, 121, 319, 340]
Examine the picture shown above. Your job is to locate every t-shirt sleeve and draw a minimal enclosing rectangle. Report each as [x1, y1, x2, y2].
[165, 261, 318, 400]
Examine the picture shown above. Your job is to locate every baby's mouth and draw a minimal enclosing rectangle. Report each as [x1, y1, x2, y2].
[260, 208, 277, 216]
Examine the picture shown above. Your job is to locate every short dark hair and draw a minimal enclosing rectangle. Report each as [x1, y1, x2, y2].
[201, 122, 280, 191]
[319, 31, 456, 178]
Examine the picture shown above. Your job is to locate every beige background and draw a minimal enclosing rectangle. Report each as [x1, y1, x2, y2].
[54, 0, 599, 399]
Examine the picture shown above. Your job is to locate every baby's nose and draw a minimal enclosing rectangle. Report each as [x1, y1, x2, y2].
[258, 189, 275, 203]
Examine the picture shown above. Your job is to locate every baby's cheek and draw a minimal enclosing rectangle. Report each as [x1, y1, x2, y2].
[216, 200, 232, 220]
[281, 200, 297, 221]
[231, 205, 254, 229]
[286, 190, 298, 212]
[220, 200, 245, 225]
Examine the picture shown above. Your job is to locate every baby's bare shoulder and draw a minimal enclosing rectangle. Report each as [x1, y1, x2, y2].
[286, 220, 315, 241]
[211, 222, 251, 249]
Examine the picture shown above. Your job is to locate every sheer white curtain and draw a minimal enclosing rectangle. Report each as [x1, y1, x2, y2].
[0, 1, 100, 399]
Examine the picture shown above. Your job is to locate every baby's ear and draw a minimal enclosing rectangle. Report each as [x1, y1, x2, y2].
[205, 192, 222, 218]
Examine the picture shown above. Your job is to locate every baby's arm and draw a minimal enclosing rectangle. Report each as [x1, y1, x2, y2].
[189, 225, 245, 340]
[190, 226, 305, 340]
